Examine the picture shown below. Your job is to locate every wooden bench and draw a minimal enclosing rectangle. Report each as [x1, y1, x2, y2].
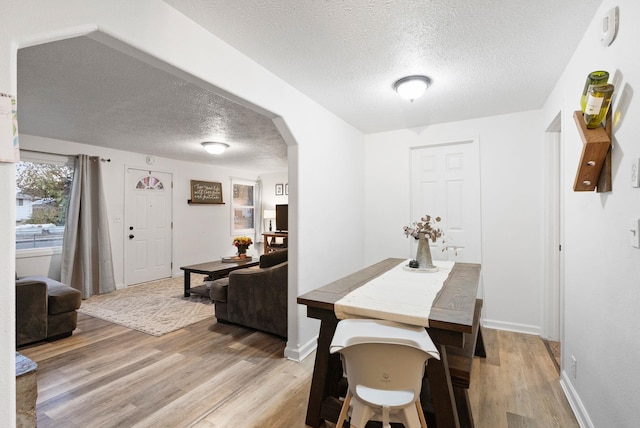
[443, 298, 486, 428]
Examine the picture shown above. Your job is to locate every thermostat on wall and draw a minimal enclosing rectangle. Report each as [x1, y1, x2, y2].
[600, 6, 619, 47]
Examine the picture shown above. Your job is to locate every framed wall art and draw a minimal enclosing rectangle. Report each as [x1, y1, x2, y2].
[188, 180, 224, 204]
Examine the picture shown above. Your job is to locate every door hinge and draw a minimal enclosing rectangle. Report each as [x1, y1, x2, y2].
[559, 244, 562, 251]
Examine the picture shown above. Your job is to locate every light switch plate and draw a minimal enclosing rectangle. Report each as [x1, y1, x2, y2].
[631, 219, 640, 248]
[632, 159, 640, 187]
[600, 7, 619, 47]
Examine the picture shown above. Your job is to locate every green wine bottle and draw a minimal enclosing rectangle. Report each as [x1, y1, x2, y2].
[580, 71, 609, 113]
[584, 84, 614, 129]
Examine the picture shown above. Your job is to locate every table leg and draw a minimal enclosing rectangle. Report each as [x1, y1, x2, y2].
[183, 270, 191, 297]
[427, 345, 461, 428]
[305, 316, 340, 427]
[475, 325, 486, 358]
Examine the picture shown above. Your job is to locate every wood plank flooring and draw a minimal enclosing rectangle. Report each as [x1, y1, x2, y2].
[19, 314, 578, 427]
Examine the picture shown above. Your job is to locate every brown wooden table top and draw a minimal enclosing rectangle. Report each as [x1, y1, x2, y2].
[297, 258, 481, 335]
[180, 259, 259, 274]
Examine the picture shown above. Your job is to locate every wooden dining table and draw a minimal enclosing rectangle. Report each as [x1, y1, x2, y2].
[297, 258, 482, 428]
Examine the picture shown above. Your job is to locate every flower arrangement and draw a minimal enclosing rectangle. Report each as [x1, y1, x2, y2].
[404, 215, 444, 270]
[233, 236, 253, 254]
[403, 215, 443, 242]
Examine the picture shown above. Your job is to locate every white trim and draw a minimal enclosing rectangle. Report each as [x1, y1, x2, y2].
[15, 246, 62, 259]
[284, 334, 318, 362]
[542, 117, 562, 341]
[230, 177, 257, 236]
[19, 150, 74, 166]
[481, 318, 541, 336]
[560, 371, 595, 428]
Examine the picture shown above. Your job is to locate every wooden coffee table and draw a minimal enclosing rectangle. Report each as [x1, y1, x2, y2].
[180, 259, 259, 298]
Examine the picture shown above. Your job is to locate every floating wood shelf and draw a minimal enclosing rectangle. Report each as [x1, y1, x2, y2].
[573, 109, 612, 192]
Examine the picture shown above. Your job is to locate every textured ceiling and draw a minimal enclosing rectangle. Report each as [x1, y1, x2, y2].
[165, 0, 603, 133]
[17, 0, 603, 170]
[17, 37, 288, 172]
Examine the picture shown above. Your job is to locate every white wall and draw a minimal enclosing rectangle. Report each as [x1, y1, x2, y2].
[541, 1, 640, 426]
[19, 134, 276, 281]
[0, 0, 366, 420]
[364, 110, 545, 333]
[260, 171, 289, 224]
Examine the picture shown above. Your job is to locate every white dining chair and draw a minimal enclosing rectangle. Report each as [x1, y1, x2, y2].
[329, 318, 440, 428]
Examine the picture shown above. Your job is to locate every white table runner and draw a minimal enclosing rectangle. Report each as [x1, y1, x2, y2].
[334, 259, 454, 327]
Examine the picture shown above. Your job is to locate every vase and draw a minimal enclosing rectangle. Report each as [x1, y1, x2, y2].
[237, 245, 248, 258]
[415, 232, 435, 270]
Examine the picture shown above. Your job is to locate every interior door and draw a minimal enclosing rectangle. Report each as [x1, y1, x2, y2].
[410, 140, 481, 263]
[124, 168, 173, 285]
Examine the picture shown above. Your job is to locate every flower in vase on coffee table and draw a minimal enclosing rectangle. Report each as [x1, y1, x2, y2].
[233, 236, 253, 257]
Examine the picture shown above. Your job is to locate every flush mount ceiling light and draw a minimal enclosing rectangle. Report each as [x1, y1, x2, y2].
[393, 75, 432, 102]
[201, 142, 229, 155]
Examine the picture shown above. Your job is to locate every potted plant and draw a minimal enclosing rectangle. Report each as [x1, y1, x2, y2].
[233, 236, 253, 258]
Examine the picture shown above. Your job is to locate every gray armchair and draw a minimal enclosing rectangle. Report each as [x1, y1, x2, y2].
[210, 249, 287, 338]
[16, 276, 82, 347]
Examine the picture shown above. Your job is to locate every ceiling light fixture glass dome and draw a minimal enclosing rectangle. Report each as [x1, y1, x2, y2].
[201, 142, 229, 155]
[393, 75, 432, 102]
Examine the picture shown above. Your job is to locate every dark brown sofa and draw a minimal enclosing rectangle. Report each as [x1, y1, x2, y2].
[210, 249, 287, 338]
[16, 275, 82, 347]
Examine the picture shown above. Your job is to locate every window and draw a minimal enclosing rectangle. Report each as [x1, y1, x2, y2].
[231, 179, 255, 235]
[16, 152, 75, 250]
[136, 175, 164, 190]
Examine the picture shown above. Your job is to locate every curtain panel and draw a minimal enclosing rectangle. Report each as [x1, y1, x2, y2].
[61, 155, 116, 298]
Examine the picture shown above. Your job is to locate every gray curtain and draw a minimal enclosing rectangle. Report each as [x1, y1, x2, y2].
[61, 155, 116, 299]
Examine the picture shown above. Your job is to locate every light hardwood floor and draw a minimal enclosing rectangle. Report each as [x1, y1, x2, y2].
[19, 314, 578, 427]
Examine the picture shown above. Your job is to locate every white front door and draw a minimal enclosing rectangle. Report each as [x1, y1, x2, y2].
[124, 168, 173, 285]
[410, 140, 481, 263]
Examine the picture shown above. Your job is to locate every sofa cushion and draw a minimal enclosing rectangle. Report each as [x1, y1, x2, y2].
[259, 248, 288, 268]
[15, 279, 48, 346]
[21, 275, 81, 315]
[210, 277, 229, 302]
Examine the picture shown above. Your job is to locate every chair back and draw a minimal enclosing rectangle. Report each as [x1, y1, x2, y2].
[330, 319, 440, 408]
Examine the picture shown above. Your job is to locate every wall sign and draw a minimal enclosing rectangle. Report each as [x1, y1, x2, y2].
[189, 180, 224, 204]
[0, 93, 19, 163]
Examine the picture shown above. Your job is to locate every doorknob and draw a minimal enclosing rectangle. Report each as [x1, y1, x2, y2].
[129, 234, 135, 239]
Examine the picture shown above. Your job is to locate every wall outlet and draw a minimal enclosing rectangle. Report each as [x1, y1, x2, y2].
[571, 355, 578, 379]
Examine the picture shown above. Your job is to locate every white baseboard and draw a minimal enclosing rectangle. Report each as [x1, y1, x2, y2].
[284, 334, 318, 362]
[482, 318, 541, 335]
[560, 370, 594, 428]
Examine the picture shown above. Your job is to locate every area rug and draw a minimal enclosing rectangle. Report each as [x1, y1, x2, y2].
[78, 275, 213, 336]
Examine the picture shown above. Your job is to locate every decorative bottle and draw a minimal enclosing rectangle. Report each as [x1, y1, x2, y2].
[584, 84, 614, 129]
[580, 71, 609, 113]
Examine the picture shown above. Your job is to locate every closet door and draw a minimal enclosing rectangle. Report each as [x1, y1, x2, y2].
[410, 140, 481, 263]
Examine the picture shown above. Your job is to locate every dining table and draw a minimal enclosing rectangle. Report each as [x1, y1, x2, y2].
[297, 258, 482, 428]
